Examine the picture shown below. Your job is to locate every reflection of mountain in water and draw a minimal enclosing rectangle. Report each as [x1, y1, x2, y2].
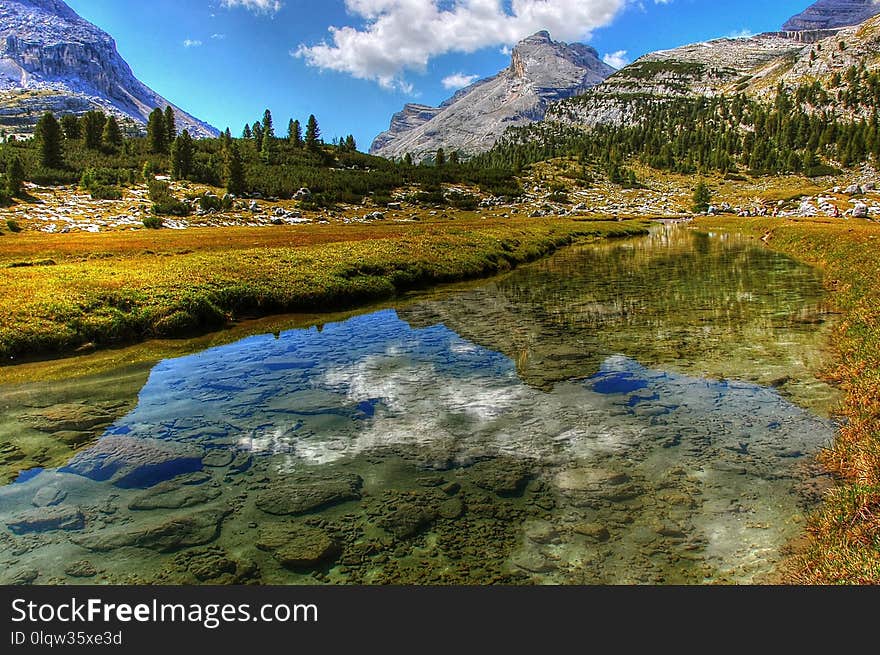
[399, 227, 837, 412]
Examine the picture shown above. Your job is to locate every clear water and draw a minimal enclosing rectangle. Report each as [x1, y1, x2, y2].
[0, 226, 839, 585]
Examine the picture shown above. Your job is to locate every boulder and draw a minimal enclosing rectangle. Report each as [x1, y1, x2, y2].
[32, 486, 67, 507]
[7, 505, 85, 534]
[845, 184, 863, 196]
[378, 503, 438, 539]
[255, 471, 363, 516]
[852, 202, 870, 219]
[128, 473, 220, 510]
[62, 436, 204, 489]
[256, 524, 340, 570]
[293, 188, 312, 201]
[73, 506, 230, 553]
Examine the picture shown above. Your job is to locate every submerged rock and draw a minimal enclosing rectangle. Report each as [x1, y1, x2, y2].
[32, 486, 67, 507]
[255, 471, 363, 516]
[73, 506, 230, 553]
[467, 458, 532, 497]
[65, 560, 98, 578]
[257, 524, 340, 570]
[22, 402, 118, 433]
[63, 436, 204, 488]
[7, 505, 85, 534]
[379, 503, 438, 539]
[128, 473, 220, 510]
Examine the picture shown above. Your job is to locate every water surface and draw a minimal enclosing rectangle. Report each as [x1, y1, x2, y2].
[0, 226, 839, 584]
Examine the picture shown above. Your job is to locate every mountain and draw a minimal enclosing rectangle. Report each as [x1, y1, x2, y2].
[548, 7, 880, 129]
[370, 31, 614, 161]
[0, 0, 217, 138]
[783, 0, 880, 31]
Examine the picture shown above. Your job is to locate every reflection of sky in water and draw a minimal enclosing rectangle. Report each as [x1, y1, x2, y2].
[21, 308, 834, 482]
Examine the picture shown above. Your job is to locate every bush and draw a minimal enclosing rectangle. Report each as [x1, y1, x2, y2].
[142, 215, 163, 229]
[446, 192, 479, 210]
[89, 185, 123, 200]
[149, 180, 190, 216]
[198, 193, 233, 212]
[6, 219, 21, 232]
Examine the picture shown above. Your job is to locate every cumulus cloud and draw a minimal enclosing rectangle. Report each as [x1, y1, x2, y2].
[183, 39, 203, 48]
[442, 72, 480, 90]
[602, 49, 628, 69]
[296, 0, 627, 91]
[220, 0, 282, 14]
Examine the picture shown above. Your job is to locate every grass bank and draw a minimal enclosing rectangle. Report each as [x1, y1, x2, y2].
[0, 216, 649, 363]
[698, 216, 880, 584]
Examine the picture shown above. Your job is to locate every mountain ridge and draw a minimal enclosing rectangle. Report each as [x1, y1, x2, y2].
[0, 0, 217, 138]
[370, 31, 614, 161]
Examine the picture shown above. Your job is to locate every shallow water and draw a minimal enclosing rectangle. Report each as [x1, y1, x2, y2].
[0, 226, 840, 584]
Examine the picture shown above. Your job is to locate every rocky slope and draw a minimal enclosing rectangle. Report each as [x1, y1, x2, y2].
[370, 31, 614, 161]
[784, 0, 880, 31]
[0, 0, 217, 137]
[549, 8, 880, 129]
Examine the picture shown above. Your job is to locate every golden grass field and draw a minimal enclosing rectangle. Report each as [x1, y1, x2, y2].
[0, 215, 650, 363]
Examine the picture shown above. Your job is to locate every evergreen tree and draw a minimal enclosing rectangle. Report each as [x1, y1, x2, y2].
[5, 153, 25, 197]
[403, 153, 413, 167]
[222, 128, 233, 150]
[253, 121, 264, 152]
[305, 114, 320, 150]
[171, 130, 195, 180]
[81, 111, 106, 150]
[435, 148, 446, 167]
[260, 125, 274, 163]
[691, 180, 712, 213]
[449, 150, 459, 165]
[288, 119, 302, 147]
[262, 109, 275, 139]
[61, 115, 81, 140]
[242, 123, 253, 139]
[224, 142, 245, 195]
[344, 134, 357, 152]
[164, 106, 176, 143]
[35, 112, 64, 168]
[102, 114, 123, 150]
[147, 108, 168, 154]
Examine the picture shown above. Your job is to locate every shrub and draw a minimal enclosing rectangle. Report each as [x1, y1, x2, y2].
[142, 215, 163, 229]
[198, 193, 233, 212]
[6, 219, 21, 232]
[148, 180, 190, 216]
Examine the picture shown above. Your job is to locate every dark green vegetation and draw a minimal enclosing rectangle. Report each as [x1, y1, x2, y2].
[0, 108, 521, 212]
[700, 217, 880, 584]
[478, 67, 880, 182]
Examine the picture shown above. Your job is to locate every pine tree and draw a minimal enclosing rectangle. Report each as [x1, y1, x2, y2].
[147, 108, 168, 154]
[164, 106, 176, 143]
[35, 112, 64, 168]
[61, 115, 81, 140]
[253, 121, 264, 152]
[242, 124, 253, 139]
[102, 114, 123, 150]
[5, 153, 25, 197]
[81, 111, 106, 150]
[288, 119, 302, 147]
[403, 153, 413, 167]
[305, 114, 320, 150]
[435, 148, 446, 167]
[222, 128, 233, 150]
[262, 109, 275, 139]
[224, 142, 245, 195]
[449, 150, 459, 165]
[344, 134, 357, 152]
[171, 130, 194, 180]
[691, 180, 712, 213]
[260, 125, 274, 163]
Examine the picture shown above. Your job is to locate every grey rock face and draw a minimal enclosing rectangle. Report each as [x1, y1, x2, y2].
[370, 31, 614, 160]
[0, 0, 217, 137]
[784, 0, 880, 31]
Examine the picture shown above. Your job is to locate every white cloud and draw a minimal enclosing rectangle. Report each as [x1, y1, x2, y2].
[211, 33, 227, 40]
[726, 28, 755, 39]
[442, 72, 480, 90]
[220, 0, 282, 15]
[296, 0, 627, 91]
[183, 39, 203, 48]
[602, 49, 628, 69]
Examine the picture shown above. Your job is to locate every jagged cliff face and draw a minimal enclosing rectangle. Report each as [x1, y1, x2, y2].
[0, 0, 217, 137]
[370, 31, 614, 161]
[783, 0, 880, 30]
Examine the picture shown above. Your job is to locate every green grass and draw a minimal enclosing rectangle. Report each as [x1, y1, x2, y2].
[0, 217, 649, 363]
[698, 216, 880, 584]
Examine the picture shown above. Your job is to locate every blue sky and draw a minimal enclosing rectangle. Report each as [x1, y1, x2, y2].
[65, 0, 811, 150]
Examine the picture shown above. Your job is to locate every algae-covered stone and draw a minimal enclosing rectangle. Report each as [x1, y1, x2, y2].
[572, 522, 610, 542]
[202, 449, 234, 468]
[7, 505, 85, 534]
[32, 485, 67, 507]
[379, 503, 438, 539]
[467, 458, 532, 497]
[73, 506, 230, 553]
[256, 471, 363, 516]
[257, 524, 340, 570]
[65, 560, 98, 578]
[128, 475, 221, 510]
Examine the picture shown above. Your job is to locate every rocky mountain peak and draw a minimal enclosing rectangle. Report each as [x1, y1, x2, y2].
[783, 0, 880, 31]
[0, 0, 216, 137]
[371, 32, 613, 160]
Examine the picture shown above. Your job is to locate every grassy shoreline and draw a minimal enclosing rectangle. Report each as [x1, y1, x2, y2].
[0, 217, 650, 364]
[697, 216, 880, 584]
